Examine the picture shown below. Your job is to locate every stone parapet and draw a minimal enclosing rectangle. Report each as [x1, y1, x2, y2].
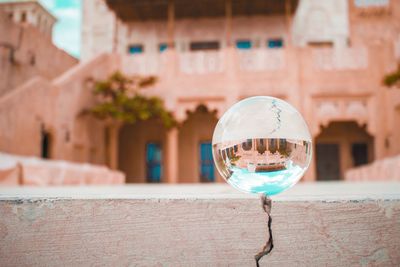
[0, 182, 399, 266]
[0, 152, 125, 186]
[346, 155, 400, 181]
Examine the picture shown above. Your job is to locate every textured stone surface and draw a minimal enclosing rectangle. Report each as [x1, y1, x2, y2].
[346, 155, 400, 181]
[0, 183, 399, 266]
[0, 152, 125, 185]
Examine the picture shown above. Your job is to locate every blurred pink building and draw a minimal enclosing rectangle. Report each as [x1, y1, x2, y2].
[1, 0, 400, 184]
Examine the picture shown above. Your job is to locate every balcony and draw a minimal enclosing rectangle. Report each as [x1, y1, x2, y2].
[0, 182, 399, 266]
[179, 50, 225, 74]
[121, 48, 289, 76]
[120, 45, 376, 98]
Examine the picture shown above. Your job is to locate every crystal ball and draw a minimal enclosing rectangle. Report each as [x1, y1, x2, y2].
[212, 96, 312, 195]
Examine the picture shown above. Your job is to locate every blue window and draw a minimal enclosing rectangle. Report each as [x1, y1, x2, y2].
[128, 44, 144, 54]
[200, 142, 215, 182]
[267, 38, 283, 48]
[146, 143, 162, 183]
[159, 43, 168, 52]
[236, 40, 252, 50]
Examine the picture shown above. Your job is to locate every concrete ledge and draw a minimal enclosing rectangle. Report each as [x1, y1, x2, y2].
[0, 182, 400, 266]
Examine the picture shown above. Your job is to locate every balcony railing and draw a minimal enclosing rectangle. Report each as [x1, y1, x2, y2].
[238, 49, 286, 71]
[121, 46, 371, 77]
[121, 53, 168, 75]
[0, 182, 399, 266]
[312, 47, 369, 70]
[179, 50, 225, 74]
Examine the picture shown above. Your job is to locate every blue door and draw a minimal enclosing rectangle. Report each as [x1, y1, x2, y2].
[146, 143, 162, 183]
[200, 142, 215, 182]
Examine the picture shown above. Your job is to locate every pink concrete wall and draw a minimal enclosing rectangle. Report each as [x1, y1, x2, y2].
[345, 154, 400, 181]
[0, 53, 120, 165]
[0, 152, 125, 186]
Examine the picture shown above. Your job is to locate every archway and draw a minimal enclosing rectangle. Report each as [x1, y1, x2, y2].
[118, 120, 167, 183]
[40, 127, 52, 159]
[315, 121, 374, 181]
[178, 105, 219, 183]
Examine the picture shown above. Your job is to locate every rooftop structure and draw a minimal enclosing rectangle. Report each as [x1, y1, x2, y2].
[0, 0, 56, 37]
[0, 5, 77, 96]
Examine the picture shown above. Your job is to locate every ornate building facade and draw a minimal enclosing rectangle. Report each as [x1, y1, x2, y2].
[1, 0, 400, 184]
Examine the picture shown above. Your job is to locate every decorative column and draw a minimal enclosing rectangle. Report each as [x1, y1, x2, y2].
[167, 0, 175, 48]
[285, 0, 292, 47]
[165, 128, 179, 183]
[224, 0, 239, 105]
[106, 123, 121, 170]
[166, 0, 178, 77]
[164, 0, 178, 164]
[112, 16, 118, 53]
[225, 0, 232, 47]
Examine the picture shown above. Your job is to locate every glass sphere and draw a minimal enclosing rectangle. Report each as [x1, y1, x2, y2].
[212, 96, 312, 196]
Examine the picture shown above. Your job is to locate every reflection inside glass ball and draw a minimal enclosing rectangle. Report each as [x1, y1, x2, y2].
[212, 96, 312, 195]
[213, 138, 311, 195]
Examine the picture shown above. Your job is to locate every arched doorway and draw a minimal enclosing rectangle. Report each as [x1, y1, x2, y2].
[178, 105, 219, 183]
[315, 121, 374, 181]
[118, 120, 167, 183]
[40, 127, 52, 159]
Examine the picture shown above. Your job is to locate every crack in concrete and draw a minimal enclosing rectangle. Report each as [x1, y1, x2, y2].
[268, 99, 282, 135]
[255, 194, 274, 267]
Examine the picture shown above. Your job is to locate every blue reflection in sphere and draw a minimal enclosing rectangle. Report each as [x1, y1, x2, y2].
[212, 96, 312, 195]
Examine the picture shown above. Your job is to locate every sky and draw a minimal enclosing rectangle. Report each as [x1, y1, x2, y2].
[40, 0, 81, 58]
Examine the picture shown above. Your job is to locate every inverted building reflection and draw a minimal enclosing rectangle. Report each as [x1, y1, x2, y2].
[214, 138, 311, 180]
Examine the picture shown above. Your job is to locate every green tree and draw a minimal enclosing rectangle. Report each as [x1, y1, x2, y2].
[88, 71, 176, 128]
[383, 63, 400, 88]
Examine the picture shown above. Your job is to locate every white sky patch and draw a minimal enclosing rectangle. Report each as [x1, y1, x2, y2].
[40, 0, 81, 58]
[40, 0, 55, 10]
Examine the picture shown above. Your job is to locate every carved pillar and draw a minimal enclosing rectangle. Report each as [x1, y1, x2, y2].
[285, 0, 293, 47]
[224, 0, 238, 104]
[165, 128, 179, 183]
[166, 0, 177, 77]
[106, 124, 121, 170]
[167, 0, 175, 48]
[225, 0, 232, 47]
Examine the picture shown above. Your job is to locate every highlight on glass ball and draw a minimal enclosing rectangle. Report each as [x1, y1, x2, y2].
[212, 96, 312, 196]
